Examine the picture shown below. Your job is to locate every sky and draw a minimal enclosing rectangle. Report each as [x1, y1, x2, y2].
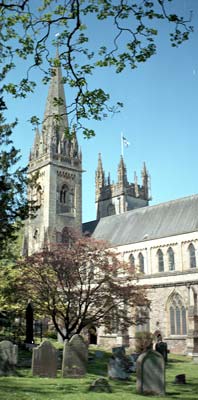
[4, 0, 198, 223]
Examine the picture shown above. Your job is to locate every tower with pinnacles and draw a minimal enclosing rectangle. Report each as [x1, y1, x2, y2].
[23, 56, 82, 255]
[95, 153, 150, 220]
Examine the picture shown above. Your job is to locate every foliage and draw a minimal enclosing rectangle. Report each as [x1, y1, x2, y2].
[0, 0, 193, 138]
[0, 232, 150, 340]
[135, 331, 154, 353]
[0, 97, 38, 258]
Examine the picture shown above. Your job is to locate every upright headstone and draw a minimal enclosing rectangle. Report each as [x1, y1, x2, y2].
[108, 356, 131, 380]
[136, 350, 165, 396]
[0, 340, 18, 376]
[32, 340, 57, 378]
[112, 346, 126, 357]
[62, 334, 88, 378]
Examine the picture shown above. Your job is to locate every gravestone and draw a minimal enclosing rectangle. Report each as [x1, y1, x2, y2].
[108, 356, 131, 380]
[0, 340, 18, 376]
[95, 350, 104, 359]
[32, 340, 57, 378]
[89, 377, 112, 393]
[136, 350, 165, 396]
[62, 334, 88, 378]
[108, 346, 134, 379]
[127, 354, 137, 372]
[112, 346, 125, 357]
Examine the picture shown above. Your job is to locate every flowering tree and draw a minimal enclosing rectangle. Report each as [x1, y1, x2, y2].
[2, 233, 150, 340]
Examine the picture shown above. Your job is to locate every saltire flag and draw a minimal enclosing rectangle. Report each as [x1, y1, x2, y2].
[122, 136, 130, 147]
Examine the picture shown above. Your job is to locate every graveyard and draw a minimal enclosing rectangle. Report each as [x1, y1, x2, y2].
[0, 340, 198, 400]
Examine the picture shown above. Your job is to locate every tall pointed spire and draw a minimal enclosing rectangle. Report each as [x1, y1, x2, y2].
[29, 52, 81, 167]
[42, 52, 69, 147]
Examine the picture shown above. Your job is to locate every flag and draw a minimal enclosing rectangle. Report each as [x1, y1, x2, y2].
[122, 136, 130, 147]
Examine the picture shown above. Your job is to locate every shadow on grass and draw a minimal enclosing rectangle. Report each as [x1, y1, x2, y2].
[0, 382, 81, 397]
[167, 359, 187, 364]
[165, 380, 198, 399]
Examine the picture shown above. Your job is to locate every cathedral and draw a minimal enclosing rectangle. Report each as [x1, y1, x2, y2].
[23, 61, 198, 357]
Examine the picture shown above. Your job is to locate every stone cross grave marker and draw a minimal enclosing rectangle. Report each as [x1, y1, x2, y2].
[0, 340, 18, 376]
[136, 350, 165, 396]
[62, 334, 88, 378]
[32, 340, 57, 378]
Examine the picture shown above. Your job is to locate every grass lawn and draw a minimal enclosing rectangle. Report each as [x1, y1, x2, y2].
[0, 350, 197, 400]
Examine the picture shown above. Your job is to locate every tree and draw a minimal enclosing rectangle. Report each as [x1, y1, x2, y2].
[0, 0, 193, 138]
[0, 96, 37, 258]
[0, 232, 150, 340]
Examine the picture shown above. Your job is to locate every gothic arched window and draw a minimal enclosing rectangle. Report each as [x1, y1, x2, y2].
[167, 247, 175, 271]
[170, 306, 175, 334]
[60, 184, 68, 204]
[129, 253, 135, 269]
[157, 249, 164, 272]
[188, 243, 196, 269]
[168, 293, 187, 335]
[60, 184, 74, 212]
[138, 252, 144, 273]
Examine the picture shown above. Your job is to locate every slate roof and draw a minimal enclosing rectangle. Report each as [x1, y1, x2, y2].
[83, 220, 99, 235]
[85, 194, 198, 246]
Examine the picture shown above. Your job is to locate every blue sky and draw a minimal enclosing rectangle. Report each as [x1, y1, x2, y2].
[4, 0, 198, 223]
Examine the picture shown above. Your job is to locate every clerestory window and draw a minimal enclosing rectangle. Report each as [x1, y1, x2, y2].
[157, 249, 164, 272]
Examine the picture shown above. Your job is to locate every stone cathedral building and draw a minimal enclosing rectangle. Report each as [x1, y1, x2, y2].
[23, 61, 198, 356]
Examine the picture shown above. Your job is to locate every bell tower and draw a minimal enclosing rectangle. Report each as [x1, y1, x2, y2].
[95, 154, 150, 219]
[23, 58, 82, 255]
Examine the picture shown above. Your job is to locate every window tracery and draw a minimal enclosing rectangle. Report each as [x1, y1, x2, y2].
[138, 252, 144, 273]
[188, 243, 196, 269]
[157, 249, 164, 272]
[168, 293, 187, 335]
[167, 247, 175, 271]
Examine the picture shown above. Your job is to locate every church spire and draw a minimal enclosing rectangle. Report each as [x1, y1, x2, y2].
[42, 53, 69, 150]
[29, 53, 81, 166]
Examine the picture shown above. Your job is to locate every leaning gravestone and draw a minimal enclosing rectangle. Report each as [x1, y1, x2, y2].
[136, 350, 165, 396]
[0, 340, 18, 376]
[62, 334, 88, 378]
[32, 340, 57, 378]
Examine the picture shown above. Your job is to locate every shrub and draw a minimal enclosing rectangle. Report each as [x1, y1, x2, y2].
[135, 331, 154, 353]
